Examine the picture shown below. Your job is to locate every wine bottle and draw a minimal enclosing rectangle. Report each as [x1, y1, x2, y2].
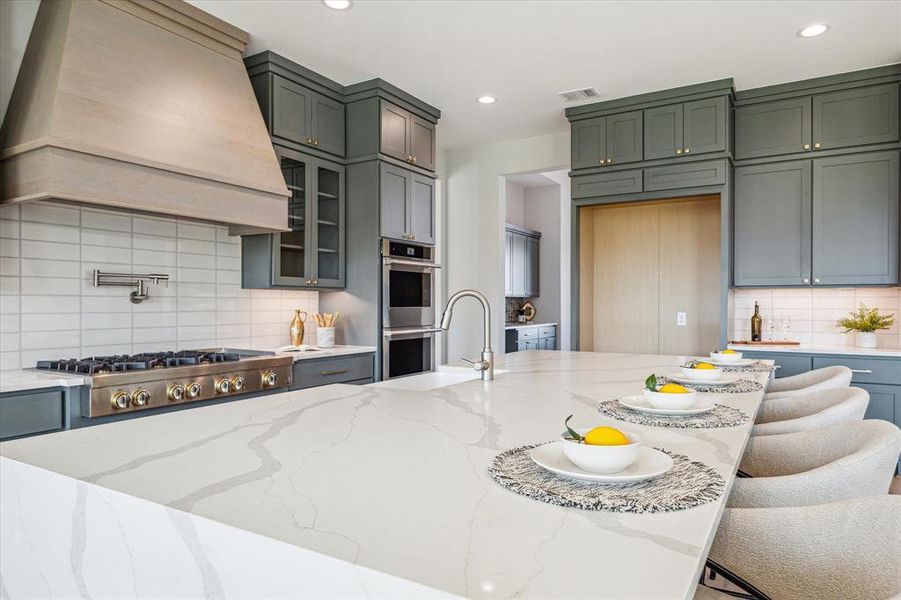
[751, 301, 762, 342]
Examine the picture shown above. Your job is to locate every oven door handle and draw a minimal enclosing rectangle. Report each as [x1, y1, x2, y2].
[382, 258, 442, 269]
[383, 327, 443, 337]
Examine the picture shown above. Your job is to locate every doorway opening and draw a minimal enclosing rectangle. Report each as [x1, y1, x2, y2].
[501, 169, 571, 351]
[578, 194, 721, 356]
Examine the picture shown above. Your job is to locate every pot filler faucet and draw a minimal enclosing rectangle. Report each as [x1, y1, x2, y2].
[440, 289, 494, 381]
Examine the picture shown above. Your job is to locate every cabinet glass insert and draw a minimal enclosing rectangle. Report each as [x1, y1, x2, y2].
[280, 156, 306, 279]
[317, 165, 341, 281]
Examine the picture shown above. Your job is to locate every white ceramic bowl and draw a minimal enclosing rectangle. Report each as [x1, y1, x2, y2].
[710, 351, 743, 363]
[642, 388, 698, 410]
[680, 365, 723, 380]
[559, 427, 641, 474]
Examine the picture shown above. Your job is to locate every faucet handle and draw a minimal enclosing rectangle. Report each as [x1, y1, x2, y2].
[460, 356, 489, 372]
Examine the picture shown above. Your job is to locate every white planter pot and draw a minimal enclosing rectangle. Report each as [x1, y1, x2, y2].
[317, 327, 336, 348]
[856, 331, 877, 348]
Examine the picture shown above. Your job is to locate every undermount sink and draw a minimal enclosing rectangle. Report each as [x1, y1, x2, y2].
[368, 366, 509, 391]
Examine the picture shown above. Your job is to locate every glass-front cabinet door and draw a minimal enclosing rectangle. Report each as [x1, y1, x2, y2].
[270, 147, 345, 288]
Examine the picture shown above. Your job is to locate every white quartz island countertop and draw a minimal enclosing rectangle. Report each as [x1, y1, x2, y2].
[0, 351, 769, 599]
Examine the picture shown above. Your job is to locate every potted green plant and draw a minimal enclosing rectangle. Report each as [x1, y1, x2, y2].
[836, 304, 895, 349]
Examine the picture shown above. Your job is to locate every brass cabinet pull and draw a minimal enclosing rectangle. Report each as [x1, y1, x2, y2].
[676, 148, 683, 155]
[802, 278, 810, 283]
[306, 138, 314, 145]
[305, 279, 311, 284]
[313, 139, 320, 146]
[684, 147, 691, 153]
[814, 142, 821, 149]
[320, 368, 349, 376]
[813, 278, 820, 284]
[312, 279, 318, 285]
[803, 143, 811, 150]
[850, 369, 873, 374]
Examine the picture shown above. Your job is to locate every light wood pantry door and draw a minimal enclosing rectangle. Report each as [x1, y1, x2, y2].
[579, 195, 720, 355]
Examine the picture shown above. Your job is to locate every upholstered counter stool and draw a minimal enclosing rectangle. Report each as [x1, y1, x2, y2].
[752, 387, 868, 436]
[763, 365, 852, 400]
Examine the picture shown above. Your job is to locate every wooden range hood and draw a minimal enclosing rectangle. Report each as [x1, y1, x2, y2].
[0, 0, 289, 234]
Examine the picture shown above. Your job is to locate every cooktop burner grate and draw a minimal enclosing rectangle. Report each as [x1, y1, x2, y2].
[36, 350, 242, 374]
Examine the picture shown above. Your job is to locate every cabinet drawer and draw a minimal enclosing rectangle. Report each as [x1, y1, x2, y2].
[855, 383, 899, 424]
[812, 356, 901, 385]
[538, 326, 556, 339]
[294, 354, 375, 389]
[0, 390, 65, 440]
[643, 159, 726, 191]
[572, 169, 642, 199]
[517, 328, 539, 341]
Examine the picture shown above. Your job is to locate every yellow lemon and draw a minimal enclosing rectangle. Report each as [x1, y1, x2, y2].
[659, 383, 690, 394]
[584, 426, 630, 446]
[720, 349, 737, 354]
[694, 362, 716, 370]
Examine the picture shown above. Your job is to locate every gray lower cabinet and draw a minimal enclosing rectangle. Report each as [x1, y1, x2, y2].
[242, 147, 346, 289]
[0, 389, 65, 440]
[743, 352, 813, 378]
[813, 83, 899, 151]
[293, 354, 375, 389]
[735, 97, 812, 159]
[812, 151, 899, 286]
[379, 100, 436, 171]
[379, 163, 435, 244]
[269, 74, 345, 157]
[734, 161, 812, 286]
[571, 111, 642, 169]
[506, 325, 556, 353]
[505, 225, 540, 297]
[643, 97, 726, 160]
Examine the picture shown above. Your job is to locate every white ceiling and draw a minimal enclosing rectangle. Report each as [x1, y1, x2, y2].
[189, 0, 901, 150]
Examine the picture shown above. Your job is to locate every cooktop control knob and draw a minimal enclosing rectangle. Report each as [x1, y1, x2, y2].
[111, 391, 130, 410]
[186, 383, 202, 399]
[168, 384, 185, 402]
[232, 376, 245, 392]
[215, 379, 231, 394]
[262, 370, 278, 387]
[132, 389, 151, 407]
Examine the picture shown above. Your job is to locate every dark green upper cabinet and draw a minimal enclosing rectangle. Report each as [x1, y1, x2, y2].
[571, 112, 642, 169]
[311, 94, 346, 157]
[379, 163, 436, 244]
[379, 101, 436, 171]
[734, 161, 812, 286]
[643, 104, 683, 160]
[606, 111, 643, 165]
[683, 97, 727, 156]
[571, 117, 605, 169]
[735, 98, 811, 160]
[264, 74, 345, 157]
[272, 75, 312, 147]
[643, 97, 726, 160]
[813, 84, 899, 151]
[242, 147, 346, 289]
[812, 151, 899, 285]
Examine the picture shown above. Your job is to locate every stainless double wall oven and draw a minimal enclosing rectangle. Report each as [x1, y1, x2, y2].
[381, 240, 440, 379]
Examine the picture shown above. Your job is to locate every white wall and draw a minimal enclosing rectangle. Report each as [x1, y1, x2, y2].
[523, 185, 562, 339]
[504, 182, 525, 227]
[0, 201, 319, 378]
[443, 131, 569, 364]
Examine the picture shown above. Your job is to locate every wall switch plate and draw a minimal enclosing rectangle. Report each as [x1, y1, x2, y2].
[677, 312, 687, 326]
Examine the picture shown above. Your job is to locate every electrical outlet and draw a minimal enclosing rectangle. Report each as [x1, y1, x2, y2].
[676, 312, 687, 326]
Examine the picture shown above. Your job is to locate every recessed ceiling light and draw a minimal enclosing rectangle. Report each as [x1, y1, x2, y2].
[477, 96, 497, 104]
[798, 23, 830, 38]
[322, 0, 352, 10]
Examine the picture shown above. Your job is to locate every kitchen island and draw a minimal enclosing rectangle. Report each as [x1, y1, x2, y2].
[0, 351, 769, 599]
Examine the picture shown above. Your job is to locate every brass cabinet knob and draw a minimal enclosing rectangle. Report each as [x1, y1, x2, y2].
[599, 159, 605, 165]
[803, 143, 811, 150]
[312, 279, 318, 285]
[410, 234, 416, 240]
[306, 138, 313, 144]
[684, 147, 691, 153]
[802, 278, 810, 283]
[313, 139, 320, 146]
[813, 278, 820, 284]
[606, 158, 613, 164]
[676, 148, 683, 155]
[814, 142, 821, 149]
[411, 156, 417, 163]
[305, 279, 311, 284]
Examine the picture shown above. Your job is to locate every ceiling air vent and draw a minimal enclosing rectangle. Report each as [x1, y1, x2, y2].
[557, 87, 600, 102]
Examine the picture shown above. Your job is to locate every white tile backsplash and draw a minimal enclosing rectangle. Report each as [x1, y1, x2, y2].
[0, 201, 319, 375]
[730, 287, 901, 349]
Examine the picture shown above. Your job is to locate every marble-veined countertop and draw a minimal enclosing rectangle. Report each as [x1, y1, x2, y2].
[0, 370, 86, 394]
[728, 343, 901, 358]
[0, 350, 769, 599]
[272, 344, 377, 362]
[504, 321, 558, 330]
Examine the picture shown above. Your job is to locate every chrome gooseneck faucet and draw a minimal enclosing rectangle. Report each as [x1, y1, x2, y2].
[440, 289, 494, 381]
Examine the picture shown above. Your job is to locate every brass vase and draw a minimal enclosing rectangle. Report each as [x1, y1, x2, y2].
[290, 310, 307, 346]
